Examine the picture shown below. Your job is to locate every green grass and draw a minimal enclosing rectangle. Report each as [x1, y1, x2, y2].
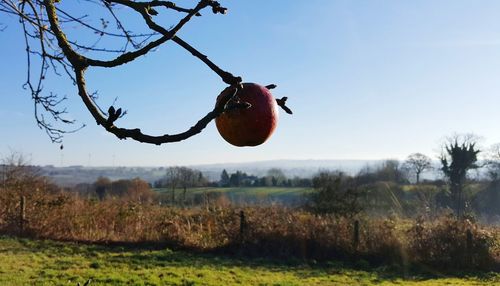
[154, 187, 312, 198]
[0, 236, 498, 286]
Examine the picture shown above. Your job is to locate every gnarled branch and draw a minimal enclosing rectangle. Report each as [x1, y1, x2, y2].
[43, 0, 244, 144]
[2, 0, 290, 145]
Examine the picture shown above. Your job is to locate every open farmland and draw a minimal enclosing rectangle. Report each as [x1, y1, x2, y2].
[153, 187, 313, 204]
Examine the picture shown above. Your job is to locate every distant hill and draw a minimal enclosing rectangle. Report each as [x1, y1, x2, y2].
[40, 160, 381, 186]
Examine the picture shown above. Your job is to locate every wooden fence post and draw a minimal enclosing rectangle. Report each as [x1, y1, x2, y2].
[204, 192, 209, 211]
[19, 196, 26, 236]
[239, 210, 246, 239]
[353, 220, 360, 250]
[466, 228, 473, 265]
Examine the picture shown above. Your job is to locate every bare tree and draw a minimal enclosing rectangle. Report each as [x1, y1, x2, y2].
[440, 134, 481, 218]
[266, 168, 286, 186]
[473, 143, 500, 217]
[165, 166, 180, 203]
[93, 176, 111, 200]
[0, 152, 42, 192]
[485, 143, 500, 181]
[404, 153, 432, 184]
[0, 0, 291, 144]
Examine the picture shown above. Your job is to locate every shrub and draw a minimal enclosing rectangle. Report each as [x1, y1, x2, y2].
[0, 188, 498, 271]
[308, 171, 362, 217]
[407, 215, 497, 270]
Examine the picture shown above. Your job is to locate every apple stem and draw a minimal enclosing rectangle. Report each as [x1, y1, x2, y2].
[226, 101, 252, 111]
[276, 97, 293, 114]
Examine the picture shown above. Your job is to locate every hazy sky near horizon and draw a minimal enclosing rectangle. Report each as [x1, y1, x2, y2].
[1, 0, 500, 166]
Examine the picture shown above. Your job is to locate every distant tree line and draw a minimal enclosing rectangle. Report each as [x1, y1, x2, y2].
[218, 168, 312, 188]
[2, 133, 499, 220]
[73, 177, 155, 202]
[153, 167, 208, 189]
[152, 166, 209, 204]
[307, 134, 500, 220]
[67, 133, 500, 220]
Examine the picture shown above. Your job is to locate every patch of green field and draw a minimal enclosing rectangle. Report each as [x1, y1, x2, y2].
[401, 184, 439, 192]
[154, 187, 312, 197]
[0, 236, 498, 286]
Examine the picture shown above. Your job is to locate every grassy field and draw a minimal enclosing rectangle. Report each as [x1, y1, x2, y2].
[153, 187, 312, 202]
[154, 187, 312, 195]
[0, 236, 498, 286]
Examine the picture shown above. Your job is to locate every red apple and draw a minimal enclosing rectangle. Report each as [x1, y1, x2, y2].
[215, 83, 279, 147]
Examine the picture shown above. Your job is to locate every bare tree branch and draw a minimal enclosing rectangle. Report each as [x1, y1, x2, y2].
[1, 0, 289, 144]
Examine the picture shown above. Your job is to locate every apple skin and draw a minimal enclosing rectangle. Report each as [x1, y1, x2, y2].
[215, 83, 279, 147]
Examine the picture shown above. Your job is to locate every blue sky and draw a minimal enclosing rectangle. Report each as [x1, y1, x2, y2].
[1, 0, 500, 166]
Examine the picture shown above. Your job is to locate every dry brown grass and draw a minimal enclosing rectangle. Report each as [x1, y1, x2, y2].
[0, 188, 498, 271]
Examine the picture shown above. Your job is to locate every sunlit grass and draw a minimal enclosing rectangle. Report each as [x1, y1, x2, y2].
[153, 187, 312, 197]
[0, 236, 498, 286]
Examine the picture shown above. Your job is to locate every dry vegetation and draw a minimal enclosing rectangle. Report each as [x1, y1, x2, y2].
[0, 188, 498, 273]
[0, 155, 499, 275]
